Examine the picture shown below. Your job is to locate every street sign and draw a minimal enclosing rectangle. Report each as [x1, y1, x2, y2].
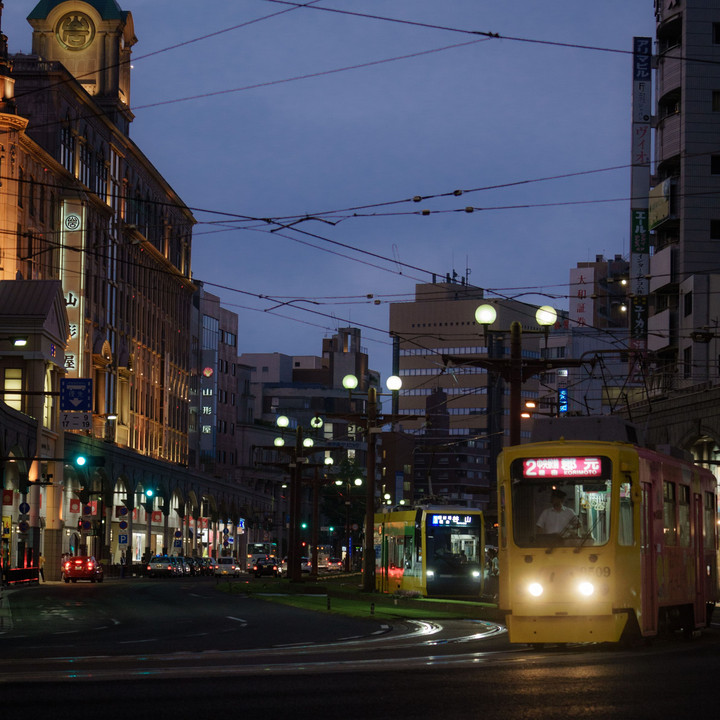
[19, 502, 30, 514]
[18, 520, 29, 533]
[118, 534, 128, 545]
[61, 412, 92, 430]
[60, 378, 93, 412]
[119, 521, 128, 531]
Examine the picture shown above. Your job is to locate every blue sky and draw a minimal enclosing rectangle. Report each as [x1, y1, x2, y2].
[4, 1, 656, 383]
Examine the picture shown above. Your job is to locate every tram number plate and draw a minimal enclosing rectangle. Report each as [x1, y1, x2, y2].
[580, 566, 611, 577]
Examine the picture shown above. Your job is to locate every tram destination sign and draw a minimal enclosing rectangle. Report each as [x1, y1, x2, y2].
[522, 457, 602, 478]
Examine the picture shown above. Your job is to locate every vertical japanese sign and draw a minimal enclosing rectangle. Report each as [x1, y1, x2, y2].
[61, 200, 86, 376]
[629, 37, 652, 352]
[569, 266, 595, 327]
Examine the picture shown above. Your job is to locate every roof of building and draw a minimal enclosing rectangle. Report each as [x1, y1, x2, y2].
[28, 0, 127, 21]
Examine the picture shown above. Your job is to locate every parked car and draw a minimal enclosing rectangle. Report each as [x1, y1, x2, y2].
[62, 556, 104, 583]
[326, 557, 344, 572]
[253, 558, 279, 578]
[214, 557, 241, 577]
[146, 555, 178, 578]
[300, 556, 311, 573]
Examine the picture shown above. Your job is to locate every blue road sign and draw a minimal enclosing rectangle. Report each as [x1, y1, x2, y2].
[19, 502, 30, 514]
[118, 534, 128, 545]
[60, 378, 93, 412]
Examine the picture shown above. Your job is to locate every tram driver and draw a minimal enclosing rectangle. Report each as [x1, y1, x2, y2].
[535, 489, 580, 544]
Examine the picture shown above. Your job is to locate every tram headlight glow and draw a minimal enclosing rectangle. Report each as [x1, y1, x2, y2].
[426, 569, 435, 579]
[528, 582, 543, 597]
[471, 570, 481, 578]
[578, 581, 595, 597]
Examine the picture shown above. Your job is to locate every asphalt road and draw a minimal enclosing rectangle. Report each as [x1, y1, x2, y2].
[2, 576, 719, 719]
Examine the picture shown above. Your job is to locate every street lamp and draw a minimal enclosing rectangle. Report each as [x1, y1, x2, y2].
[340, 373, 405, 592]
[274, 413, 329, 582]
[474, 304, 557, 446]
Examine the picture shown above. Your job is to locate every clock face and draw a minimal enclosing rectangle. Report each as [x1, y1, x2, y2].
[56, 12, 95, 51]
[202, 367, 214, 378]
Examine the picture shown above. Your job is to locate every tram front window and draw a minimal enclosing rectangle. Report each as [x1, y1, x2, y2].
[509, 456, 612, 548]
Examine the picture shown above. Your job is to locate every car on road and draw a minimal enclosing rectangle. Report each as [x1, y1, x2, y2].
[253, 558, 279, 578]
[62, 556, 104, 583]
[146, 555, 179, 577]
[214, 557, 241, 577]
[326, 557, 344, 572]
[300, 556, 311, 573]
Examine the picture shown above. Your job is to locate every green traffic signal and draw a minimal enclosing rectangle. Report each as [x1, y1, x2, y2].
[145, 488, 154, 498]
[70, 455, 105, 468]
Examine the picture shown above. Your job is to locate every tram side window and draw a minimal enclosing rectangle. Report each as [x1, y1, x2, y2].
[704, 492, 716, 550]
[663, 481, 677, 545]
[677, 485, 690, 548]
[618, 481, 634, 546]
[404, 532, 419, 577]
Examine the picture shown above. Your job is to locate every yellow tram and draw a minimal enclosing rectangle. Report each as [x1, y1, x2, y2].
[375, 506, 484, 597]
[497, 438, 718, 645]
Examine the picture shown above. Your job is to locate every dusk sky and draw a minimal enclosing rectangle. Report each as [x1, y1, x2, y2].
[4, 1, 656, 384]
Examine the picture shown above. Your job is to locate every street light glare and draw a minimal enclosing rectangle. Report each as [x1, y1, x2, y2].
[274, 437, 285, 447]
[276, 415, 290, 428]
[303, 438, 314, 448]
[536, 305, 557, 326]
[385, 375, 402, 391]
[342, 374, 359, 390]
[475, 304, 497, 325]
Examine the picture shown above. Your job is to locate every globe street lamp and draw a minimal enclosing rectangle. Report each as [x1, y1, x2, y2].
[274, 414, 327, 582]
[474, 304, 557, 446]
[339, 373, 404, 592]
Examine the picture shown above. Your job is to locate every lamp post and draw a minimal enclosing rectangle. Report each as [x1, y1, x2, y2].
[273, 414, 331, 582]
[333, 471, 363, 572]
[444, 304, 572, 447]
[339, 373, 405, 593]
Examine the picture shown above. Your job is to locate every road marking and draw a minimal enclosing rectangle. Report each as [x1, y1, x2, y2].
[226, 616, 247, 625]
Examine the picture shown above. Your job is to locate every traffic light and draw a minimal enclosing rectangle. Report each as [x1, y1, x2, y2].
[70, 454, 105, 468]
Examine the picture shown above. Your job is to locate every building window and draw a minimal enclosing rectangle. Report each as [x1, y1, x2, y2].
[713, 90, 720, 112]
[711, 220, 720, 239]
[714, 22, 720, 44]
[712, 155, 720, 175]
[684, 290, 692, 317]
[683, 346, 692, 380]
[3, 368, 23, 411]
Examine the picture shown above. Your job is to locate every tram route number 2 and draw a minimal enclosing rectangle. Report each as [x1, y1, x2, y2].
[61, 412, 92, 430]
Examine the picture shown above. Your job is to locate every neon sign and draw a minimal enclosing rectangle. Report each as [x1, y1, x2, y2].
[523, 457, 602, 478]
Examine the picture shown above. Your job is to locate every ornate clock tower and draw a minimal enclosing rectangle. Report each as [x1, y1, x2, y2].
[27, 0, 136, 131]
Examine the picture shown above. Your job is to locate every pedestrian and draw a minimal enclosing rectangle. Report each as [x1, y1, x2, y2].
[120, 550, 126, 578]
[38, 553, 45, 582]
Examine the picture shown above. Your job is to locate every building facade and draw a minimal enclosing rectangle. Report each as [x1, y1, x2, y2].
[648, 0, 720, 391]
[0, 1, 251, 577]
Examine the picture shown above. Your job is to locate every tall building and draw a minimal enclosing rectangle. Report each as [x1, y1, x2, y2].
[388, 279, 550, 510]
[0, 2, 252, 575]
[648, 0, 720, 391]
[5, 1, 195, 463]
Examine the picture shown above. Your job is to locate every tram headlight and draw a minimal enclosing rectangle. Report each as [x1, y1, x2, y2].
[471, 570, 481, 579]
[578, 581, 595, 597]
[527, 582, 543, 597]
[426, 569, 435, 579]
